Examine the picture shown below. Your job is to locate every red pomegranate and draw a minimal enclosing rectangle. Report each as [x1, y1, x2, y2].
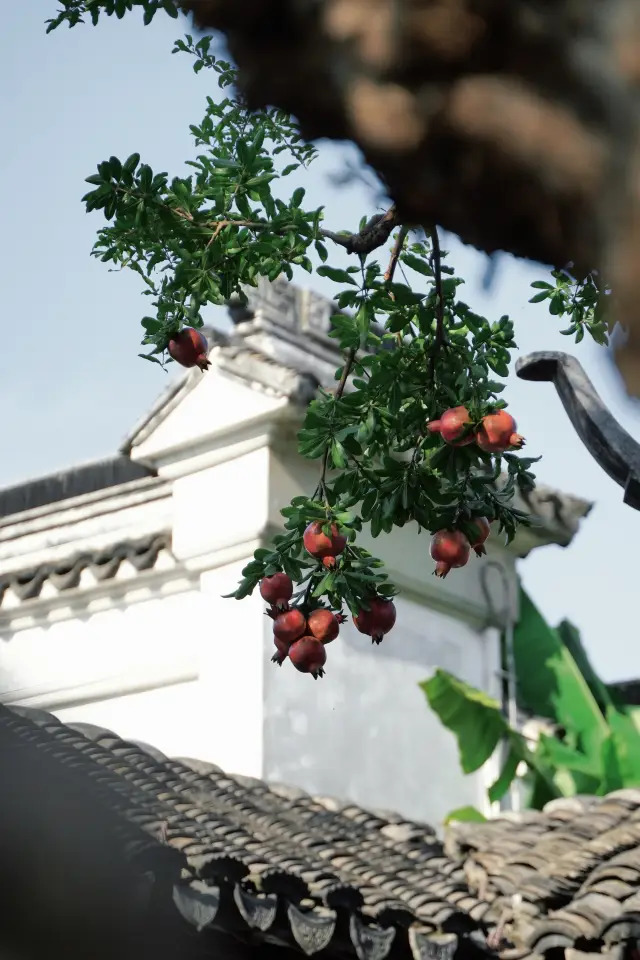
[427, 406, 474, 446]
[271, 635, 291, 665]
[307, 608, 340, 644]
[430, 530, 471, 578]
[354, 597, 397, 645]
[476, 411, 525, 453]
[289, 636, 327, 678]
[303, 521, 347, 568]
[273, 609, 307, 646]
[167, 327, 211, 371]
[468, 517, 491, 557]
[259, 573, 293, 610]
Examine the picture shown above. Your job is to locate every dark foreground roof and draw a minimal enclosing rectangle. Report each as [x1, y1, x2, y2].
[1, 706, 639, 960]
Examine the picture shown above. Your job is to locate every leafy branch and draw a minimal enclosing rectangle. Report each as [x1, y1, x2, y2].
[47, 4, 611, 625]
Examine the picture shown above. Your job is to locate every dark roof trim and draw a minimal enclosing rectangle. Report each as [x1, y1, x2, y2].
[0, 456, 156, 521]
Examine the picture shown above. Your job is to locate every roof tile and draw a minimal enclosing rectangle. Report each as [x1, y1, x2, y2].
[4, 704, 640, 960]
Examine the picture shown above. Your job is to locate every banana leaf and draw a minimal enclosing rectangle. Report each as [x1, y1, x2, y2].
[421, 669, 561, 802]
[513, 589, 609, 762]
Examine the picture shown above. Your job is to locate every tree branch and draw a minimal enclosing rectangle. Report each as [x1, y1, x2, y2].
[428, 225, 447, 381]
[321, 347, 358, 485]
[321, 206, 399, 255]
[384, 225, 409, 283]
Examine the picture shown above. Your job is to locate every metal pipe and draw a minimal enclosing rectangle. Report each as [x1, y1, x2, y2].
[479, 559, 520, 813]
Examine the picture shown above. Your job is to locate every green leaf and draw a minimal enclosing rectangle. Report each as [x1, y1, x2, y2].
[514, 588, 610, 762]
[315, 240, 328, 262]
[606, 706, 640, 787]
[317, 266, 358, 285]
[444, 806, 487, 824]
[536, 733, 601, 780]
[138, 353, 164, 365]
[549, 294, 565, 316]
[291, 187, 305, 207]
[162, 0, 179, 18]
[488, 742, 521, 803]
[420, 669, 507, 773]
[401, 252, 432, 277]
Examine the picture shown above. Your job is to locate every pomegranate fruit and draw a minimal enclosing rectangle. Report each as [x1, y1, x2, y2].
[307, 608, 340, 644]
[259, 573, 293, 610]
[303, 521, 347, 568]
[271, 635, 290, 666]
[468, 517, 491, 557]
[427, 406, 474, 446]
[273, 608, 307, 646]
[476, 411, 525, 453]
[167, 327, 211, 371]
[289, 636, 327, 678]
[354, 597, 397, 644]
[430, 530, 471, 578]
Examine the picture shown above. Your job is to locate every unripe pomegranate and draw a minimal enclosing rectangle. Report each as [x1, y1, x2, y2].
[289, 636, 327, 678]
[259, 573, 293, 611]
[167, 327, 211, 371]
[303, 521, 347, 569]
[307, 608, 340, 644]
[427, 406, 474, 446]
[430, 530, 471, 578]
[354, 597, 397, 645]
[468, 517, 491, 557]
[273, 609, 307, 646]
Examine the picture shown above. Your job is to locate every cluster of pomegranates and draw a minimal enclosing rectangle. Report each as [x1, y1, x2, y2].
[427, 406, 524, 454]
[259, 570, 397, 679]
[423, 405, 525, 577]
[167, 326, 211, 371]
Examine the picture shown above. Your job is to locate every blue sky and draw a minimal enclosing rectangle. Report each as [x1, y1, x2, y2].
[3, 4, 640, 681]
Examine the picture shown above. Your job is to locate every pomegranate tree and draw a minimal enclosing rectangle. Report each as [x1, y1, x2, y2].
[74, 32, 555, 662]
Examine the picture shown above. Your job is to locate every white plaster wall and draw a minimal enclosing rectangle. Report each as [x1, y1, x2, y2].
[171, 448, 270, 563]
[0, 555, 269, 779]
[0, 589, 203, 706]
[54, 681, 207, 760]
[263, 593, 500, 829]
[197, 558, 266, 778]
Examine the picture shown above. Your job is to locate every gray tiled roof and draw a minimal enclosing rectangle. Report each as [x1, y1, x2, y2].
[2, 705, 639, 960]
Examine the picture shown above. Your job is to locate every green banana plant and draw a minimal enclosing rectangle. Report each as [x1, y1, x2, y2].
[421, 585, 640, 816]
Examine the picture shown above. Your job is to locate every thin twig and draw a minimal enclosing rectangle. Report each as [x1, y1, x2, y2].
[384, 225, 409, 283]
[385, 225, 411, 343]
[320, 347, 358, 485]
